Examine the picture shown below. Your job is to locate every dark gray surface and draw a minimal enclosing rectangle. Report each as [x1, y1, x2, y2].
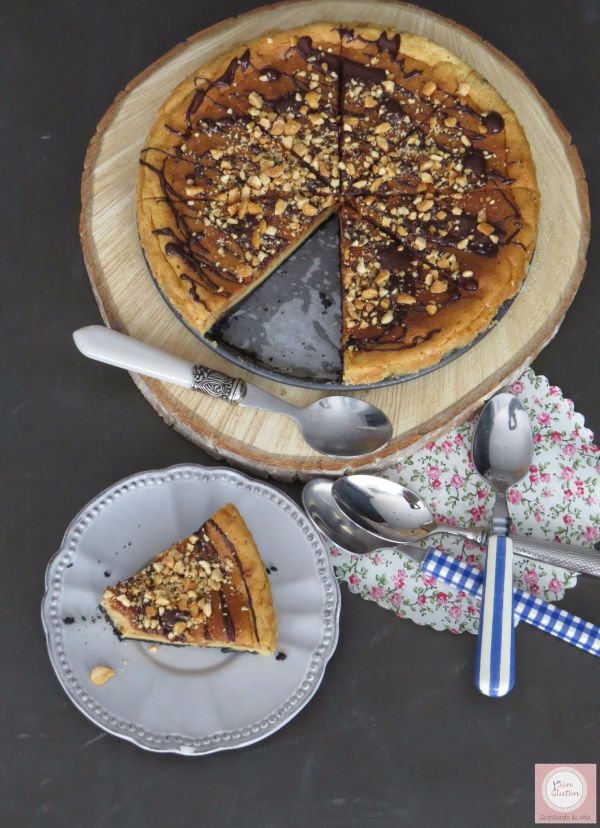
[2, 1, 599, 825]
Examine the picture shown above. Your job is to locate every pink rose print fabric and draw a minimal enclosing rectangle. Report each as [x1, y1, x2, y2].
[330, 371, 599, 634]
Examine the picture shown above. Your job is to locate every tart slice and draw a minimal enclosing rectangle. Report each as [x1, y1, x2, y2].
[339, 25, 536, 196]
[139, 111, 332, 206]
[233, 25, 342, 186]
[351, 186, 539, 303]
[157, 24, 342, 186]
[137, 183, 334, 334]
[339, 27, 435, 196]
[339, 206, 496, 384]
[101, 504, 277, 655]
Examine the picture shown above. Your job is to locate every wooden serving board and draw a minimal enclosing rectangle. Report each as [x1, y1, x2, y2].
[80, 0, 589, 481]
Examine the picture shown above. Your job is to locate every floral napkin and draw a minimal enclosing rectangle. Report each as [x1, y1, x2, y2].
[330, 371, 600, 633]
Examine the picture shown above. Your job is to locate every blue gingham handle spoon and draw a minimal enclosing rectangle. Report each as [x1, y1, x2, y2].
[472, 392, 534, 697]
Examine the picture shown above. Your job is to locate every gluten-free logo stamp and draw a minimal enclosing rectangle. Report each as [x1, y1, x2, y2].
[535, 765, 596, 823]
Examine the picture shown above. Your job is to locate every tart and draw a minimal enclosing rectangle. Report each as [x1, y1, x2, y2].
[137, 23, 538, 385]
[101, 504, 277, 655]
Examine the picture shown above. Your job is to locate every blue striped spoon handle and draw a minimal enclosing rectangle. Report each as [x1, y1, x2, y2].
[474, 534, 515, 696]
[422, 548, 600, 658]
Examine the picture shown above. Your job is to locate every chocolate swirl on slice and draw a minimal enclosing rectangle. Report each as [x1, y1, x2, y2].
[207, 519, 260, 644]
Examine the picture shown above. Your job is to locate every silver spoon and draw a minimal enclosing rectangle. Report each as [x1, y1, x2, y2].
[472, 391, 534, 698]
[72, 326, 393, 457]
[314, 475, 600, 573]
[330, 475, 487, 545]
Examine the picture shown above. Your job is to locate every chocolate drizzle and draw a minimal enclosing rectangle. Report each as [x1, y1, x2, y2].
[463, 149, 485, 176]
[378, 247, 412, 273]
[379, 97, 406, 122]
[339, 27, 401, 59]
[482, 111, 504, 134]
[342, 57, 387, 85]
[272, 90, 302, 115]
[196, 525, 235, 643]
[220, 598, 236, 643]
[185, 50, 251, 129]
[349, 327, 441, 352]
[295, 35, 341, 73]
[207, 519, 260, 644]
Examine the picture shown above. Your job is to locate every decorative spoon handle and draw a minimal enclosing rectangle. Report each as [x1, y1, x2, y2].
[512, 534, 600, 576]
[422, 549, 600, 658]
[191, 366, 246, 403]
[73, 325, 246, 402]
[421, 523, 600, 578]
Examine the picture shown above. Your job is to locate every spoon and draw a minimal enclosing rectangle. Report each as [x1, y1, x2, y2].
[316, 475, 600, 573]
[72, 326, 393, 457]
[330, 475, 487, 545]
[472, 391, 534, 698]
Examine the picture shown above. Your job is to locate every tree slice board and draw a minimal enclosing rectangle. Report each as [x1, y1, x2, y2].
[80, 0, 589, 481]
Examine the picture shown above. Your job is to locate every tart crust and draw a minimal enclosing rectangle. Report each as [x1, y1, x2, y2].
[101, 504, 277, 655]
[136, 22, 539, 385]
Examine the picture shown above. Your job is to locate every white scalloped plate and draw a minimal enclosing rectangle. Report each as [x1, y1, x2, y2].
[41, 464, 340, 755]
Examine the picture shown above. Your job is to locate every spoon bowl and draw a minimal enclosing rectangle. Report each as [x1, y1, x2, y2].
[293, 397, 393, 457]
[472, 393, 534, 501]
[302, 480, 600, 665]
[302, 479, 387, 554]
[330, 475, 486, 545]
